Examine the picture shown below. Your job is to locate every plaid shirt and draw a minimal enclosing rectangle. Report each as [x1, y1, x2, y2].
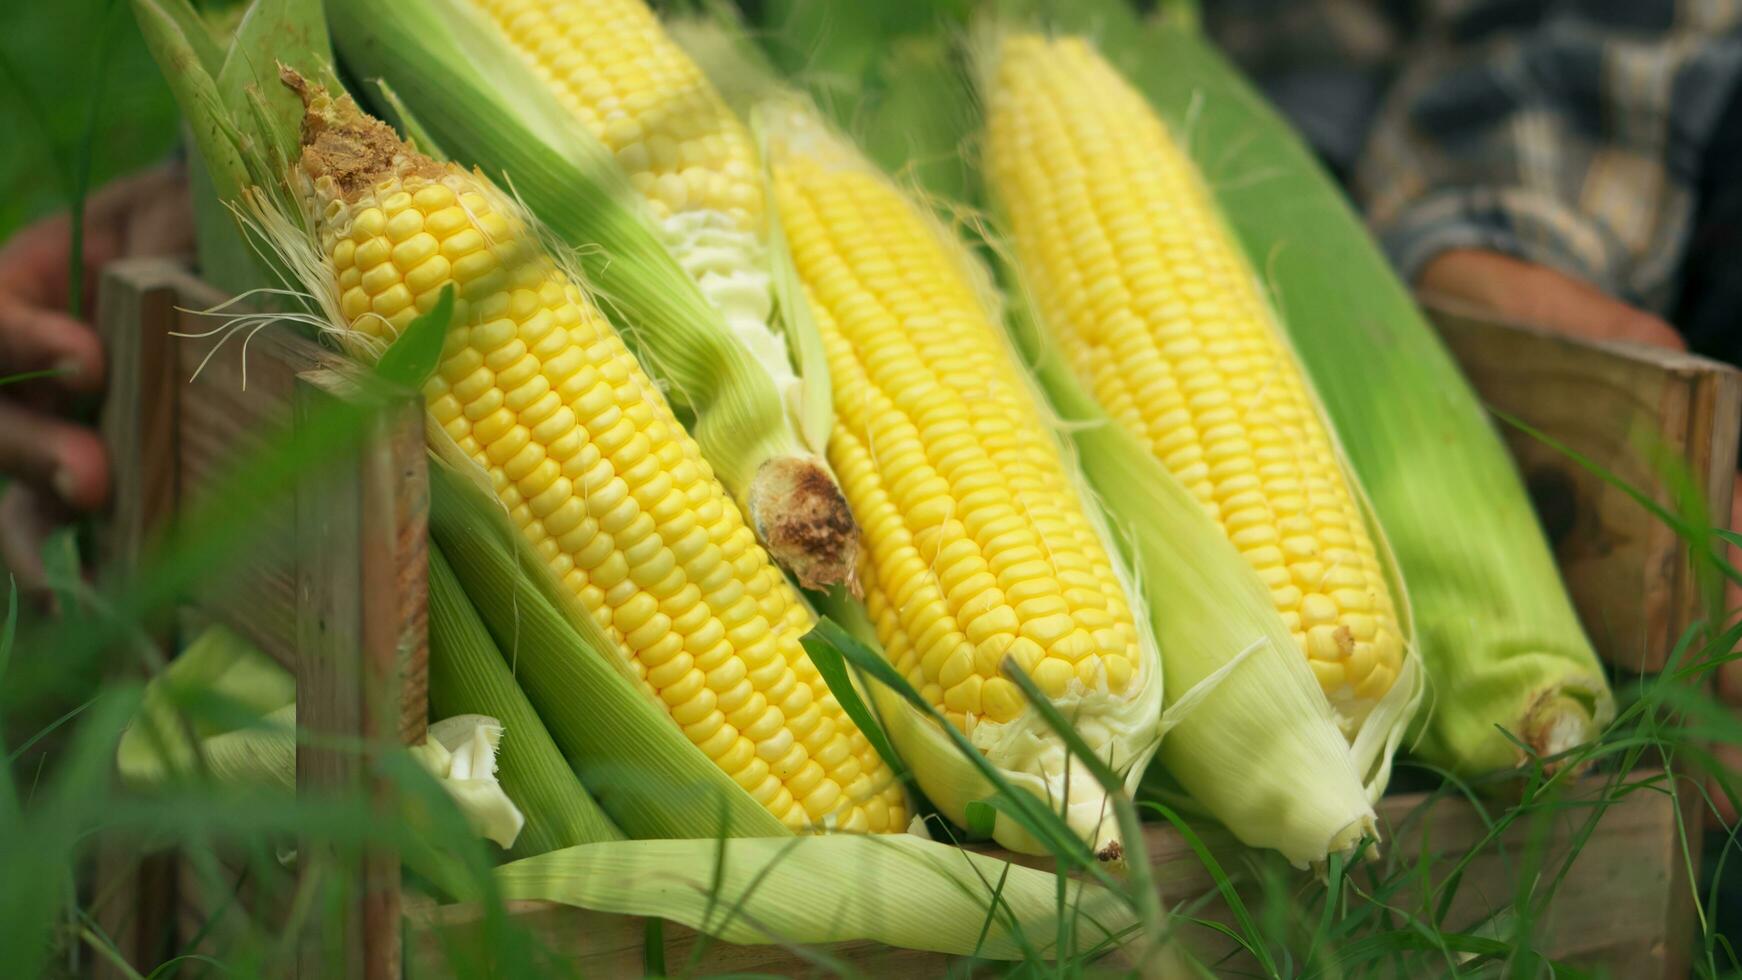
[1208, 0, 1742, 313]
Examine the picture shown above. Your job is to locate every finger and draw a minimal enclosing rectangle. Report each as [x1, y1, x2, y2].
[0, 483, 53, 601]
[0, 297, 105, 393]
[0, 402, 109, 512]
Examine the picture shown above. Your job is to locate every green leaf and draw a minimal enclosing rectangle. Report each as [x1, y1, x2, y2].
[963, 800, 998, 837]
[816, 606, 1097, 866]
[374, 283, 454, 390]
[374, 78, 450, 162]
[800, 618, 907, 783]
[215, 0, 335, 171]
[0, 578, 17, 819]
[0, 576, 15, 681]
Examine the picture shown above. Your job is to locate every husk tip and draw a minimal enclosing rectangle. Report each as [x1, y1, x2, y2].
[1523, 692, 1598, 772]
[748, 454, 861, 593]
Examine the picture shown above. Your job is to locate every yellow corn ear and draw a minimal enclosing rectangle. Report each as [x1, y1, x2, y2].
[982, 34, 1406, 735]
[763, 102, 1162, 855]
[289, 78, 905, 835]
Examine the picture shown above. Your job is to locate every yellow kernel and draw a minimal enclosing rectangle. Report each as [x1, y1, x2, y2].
[1032, 658, 1075, 698]
[1300, 593, 1339, 628]
[981, 677, 1023, 722]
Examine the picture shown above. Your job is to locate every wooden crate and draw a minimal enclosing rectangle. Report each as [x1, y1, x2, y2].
[90, 261, 1739, 978]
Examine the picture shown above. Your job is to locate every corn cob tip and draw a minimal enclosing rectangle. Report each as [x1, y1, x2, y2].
[747, 454, 860, 594]
[1522, 692, 1597, 772]
[1325, 813, 1379, 868]
[279, 65, 441, 197]
[1096, 837, 1124, 865]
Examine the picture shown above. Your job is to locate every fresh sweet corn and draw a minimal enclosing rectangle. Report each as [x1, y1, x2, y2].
[983, 34, 1404, 735]
[1121, 21, 1610, 775]
[763, 103, 1161, 855]
[290, 77, 904, 834]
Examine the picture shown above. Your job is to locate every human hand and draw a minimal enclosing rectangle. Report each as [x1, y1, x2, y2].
[1418, 248, 1685, 351]
[0, 164, 192, 598]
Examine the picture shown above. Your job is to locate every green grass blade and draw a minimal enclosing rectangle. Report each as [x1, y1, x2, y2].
[373, 283, 453, 390]
[799, 620, 909, 783]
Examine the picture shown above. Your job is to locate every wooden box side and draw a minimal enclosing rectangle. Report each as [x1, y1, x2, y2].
[94, 260, 429, 980]
[1431, 298, 1742, 673]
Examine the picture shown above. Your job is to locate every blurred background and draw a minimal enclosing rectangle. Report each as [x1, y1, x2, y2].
[0, 1, 188, 240]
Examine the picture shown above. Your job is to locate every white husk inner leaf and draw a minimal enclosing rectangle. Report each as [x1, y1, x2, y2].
[414, 714, 526, 850]
[657, 210, 801, 423]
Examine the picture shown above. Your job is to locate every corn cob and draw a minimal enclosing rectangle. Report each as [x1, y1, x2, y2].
[1121, 22, 1611, 774]
[762, 102, 1162, 855]
[286, 74, 904, 834]
[982, 34, 1407, 738]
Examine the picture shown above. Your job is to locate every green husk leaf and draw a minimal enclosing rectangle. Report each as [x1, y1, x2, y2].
[214, 0, 335, 171]
[1125, 23, 1612, 775]
[494, 833, 1137, 961]
[373, 78, 450, 163]
[186, 132, 276, 298]
[148, 0, 228, 75]
[135, 0, 336, 296]
[427, 543, 623, 858]
[426, 458, 790, 840]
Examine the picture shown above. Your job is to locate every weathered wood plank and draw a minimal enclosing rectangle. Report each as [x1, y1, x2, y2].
[173, 294, 340, 671]
[92, 259, 189, 980]
[290, 368, 426, 980]
[1431, 298, 1742, 673]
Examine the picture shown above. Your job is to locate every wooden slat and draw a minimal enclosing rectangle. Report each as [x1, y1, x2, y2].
[91, 259, 190, 979]
[1431, 298, 1742, 672]
[407, 774, 1679, 976]
[291, 368, 427, 980]
[173, 295, 345, 670]
[96, 258, 186, 583]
